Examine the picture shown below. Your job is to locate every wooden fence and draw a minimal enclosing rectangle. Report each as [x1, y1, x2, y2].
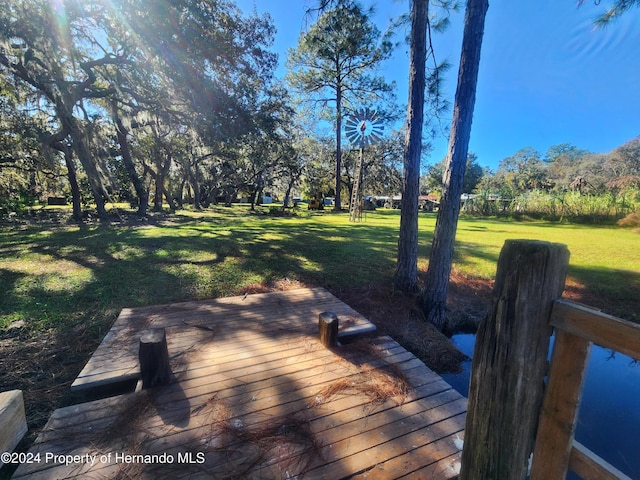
[460, 239, 639, 480]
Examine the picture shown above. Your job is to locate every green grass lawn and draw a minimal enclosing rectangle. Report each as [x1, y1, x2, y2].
[1, 206, 638, 336]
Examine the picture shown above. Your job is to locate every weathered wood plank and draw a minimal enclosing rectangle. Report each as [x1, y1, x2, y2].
[0, 390, 28, 466]
[238, 393, 464, 480]
[34, 342, 438, 444]
[551, 298, 640, 360]
[400, 451, 462, 479]
[78, 316, 374, 376]
[530, 329, 591, 479]
[14, 289, 463, 480]
[72, 323, 301, 382]
[152, 386, 464, 477]
[102, 302, 368, 348]
[94, 289, 370, 345]
[18, 368, 458, 478]
[569, 441, 633, 480]
[72, 288, 375, 392]
[350, 434, 464, 479]
[105, 288, 362, 333]
[20, 350, 453, 477]
[301, 401, 467, 479]
[41, 357, 440, 449]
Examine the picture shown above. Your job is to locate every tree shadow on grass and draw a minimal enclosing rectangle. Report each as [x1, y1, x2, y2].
[0, 213, 407, 455]
[564, 265, 640, 323]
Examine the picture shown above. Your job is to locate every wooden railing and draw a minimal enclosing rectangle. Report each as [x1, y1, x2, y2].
[459, 240, 639, 480]
[530, 299, 639, 480]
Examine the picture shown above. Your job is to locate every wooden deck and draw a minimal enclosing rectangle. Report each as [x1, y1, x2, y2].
[13, 287, 466, 479]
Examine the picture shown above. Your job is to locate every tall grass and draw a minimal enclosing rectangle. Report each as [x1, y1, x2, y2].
[464, 188, 640, 223]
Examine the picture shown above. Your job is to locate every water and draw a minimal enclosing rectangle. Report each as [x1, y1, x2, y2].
[441, 334, 640, 479]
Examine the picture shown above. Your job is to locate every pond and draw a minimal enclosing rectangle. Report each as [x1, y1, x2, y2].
[441, 334, 640, 479]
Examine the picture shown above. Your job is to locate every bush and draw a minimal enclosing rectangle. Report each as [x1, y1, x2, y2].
[0, 192, 38, 215]
[617, 211, 640, 229]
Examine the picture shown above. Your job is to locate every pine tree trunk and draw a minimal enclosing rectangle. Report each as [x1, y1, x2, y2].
[393, 0, 428, 294]
[421, 0, 489, 329]
[334, 85, 343, 211]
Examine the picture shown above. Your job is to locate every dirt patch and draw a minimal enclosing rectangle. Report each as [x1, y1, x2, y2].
[333, 276, 493, 374]
[238, 277, 309, 295]
[0, 325, 101, 479]
[561, 277, 640, 324]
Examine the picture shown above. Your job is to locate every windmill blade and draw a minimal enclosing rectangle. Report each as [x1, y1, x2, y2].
[370, 132, 384, 144]
[345, 108, 384, 147]
[345, 117, 359, 129]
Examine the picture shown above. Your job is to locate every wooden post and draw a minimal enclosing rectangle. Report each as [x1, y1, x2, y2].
[319, 312, 339, 347]
[139, 328, 171, 388]
[0, 390, 28, 466]
[459, 240, 570, 480]
[530, 330, 591, 479]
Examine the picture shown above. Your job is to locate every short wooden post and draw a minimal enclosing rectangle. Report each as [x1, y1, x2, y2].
[319, 312, 339, 347]
[459, 240, 570, 480]
[0, 390, 28, 466]
[139, 328, 171, 388]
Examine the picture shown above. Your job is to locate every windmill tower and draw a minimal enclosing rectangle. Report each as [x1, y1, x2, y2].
[345, 109, 384, 222]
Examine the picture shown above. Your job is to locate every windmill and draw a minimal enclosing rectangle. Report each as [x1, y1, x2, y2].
[345, 108, 384, 222]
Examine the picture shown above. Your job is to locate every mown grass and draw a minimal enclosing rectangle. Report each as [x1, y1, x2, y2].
[452, 215, 640, 311]
[1, 206, 638, 335]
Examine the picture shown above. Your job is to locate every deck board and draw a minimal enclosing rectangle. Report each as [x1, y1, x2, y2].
[13, 287, 465, 479]
[71, 288, 375, 392]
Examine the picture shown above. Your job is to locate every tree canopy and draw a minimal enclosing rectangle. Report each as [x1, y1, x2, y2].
[578, 0, 640, 25]
[0, 0, 284, 217]
[287, 1, 394, 210]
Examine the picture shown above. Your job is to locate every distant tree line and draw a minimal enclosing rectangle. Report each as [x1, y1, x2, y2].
[2, 0, 637, 227]
[422, 138, 640, 222]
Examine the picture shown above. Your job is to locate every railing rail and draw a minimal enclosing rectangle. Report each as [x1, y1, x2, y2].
[531, 298, 638, 480]
[570, 440, 632, 480]
[550, 298, 640, 359]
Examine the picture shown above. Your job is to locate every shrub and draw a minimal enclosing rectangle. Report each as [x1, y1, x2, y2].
[617, 211, 640, 229]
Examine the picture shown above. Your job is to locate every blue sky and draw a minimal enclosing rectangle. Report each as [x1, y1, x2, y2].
[235, 1, 640, 170]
